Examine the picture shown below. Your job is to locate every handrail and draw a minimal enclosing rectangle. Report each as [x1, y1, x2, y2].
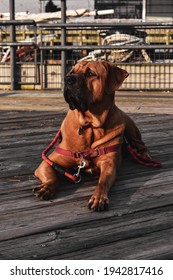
[38, 21, 173, 29]
[40, 45, 173, 50]
[0, 42, 36, 46]
[0, 20, 36, 26]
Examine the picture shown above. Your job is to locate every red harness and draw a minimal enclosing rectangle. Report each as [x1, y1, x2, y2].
[42, 129, 121, 183]
[55, 143, 120, 160]
[42, 129, 162, 183]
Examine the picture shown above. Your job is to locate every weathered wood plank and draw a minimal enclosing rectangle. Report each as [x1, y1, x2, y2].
[0, 167, 172, 243]
[1, 206, 173, 259]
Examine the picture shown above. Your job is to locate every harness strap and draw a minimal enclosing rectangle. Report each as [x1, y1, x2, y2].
[42, 130, 80, 182]
[42, 129, 120, 183]
[55, 144, 120, 160]
[41, 129, 162, 184]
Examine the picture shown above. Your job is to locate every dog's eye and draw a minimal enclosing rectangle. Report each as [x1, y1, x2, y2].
[85, 70, 95, 77]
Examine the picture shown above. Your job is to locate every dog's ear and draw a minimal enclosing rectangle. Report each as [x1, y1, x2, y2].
[113, 65, 129, 90]
[103, 62, 129, 92]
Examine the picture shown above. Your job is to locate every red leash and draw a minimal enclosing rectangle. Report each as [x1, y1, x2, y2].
[42, 130, 61, 166]
[124, 136, 162, 168]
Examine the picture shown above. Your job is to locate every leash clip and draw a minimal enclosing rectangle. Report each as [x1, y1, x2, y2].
[74, 160, 86, 183]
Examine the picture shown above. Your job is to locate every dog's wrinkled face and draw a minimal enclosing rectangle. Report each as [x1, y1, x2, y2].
[64, 61, 128, 113]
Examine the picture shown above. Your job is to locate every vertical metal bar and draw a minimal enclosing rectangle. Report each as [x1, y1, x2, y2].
[142, 0, 146, 22]
[40, 28, 44, 89]
[9, 0, 17, 90]
[61, 0, 66, 89]
[34, 23, 38, 85]
[39, 1, 42, 13]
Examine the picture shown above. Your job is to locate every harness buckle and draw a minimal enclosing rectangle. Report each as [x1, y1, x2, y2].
[74, 151, 83, 158]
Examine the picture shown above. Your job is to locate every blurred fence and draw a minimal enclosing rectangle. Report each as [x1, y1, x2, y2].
[0, 21, 173, 90]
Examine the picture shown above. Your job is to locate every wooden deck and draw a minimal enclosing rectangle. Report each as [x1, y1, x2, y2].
[0, 90, 173, 260]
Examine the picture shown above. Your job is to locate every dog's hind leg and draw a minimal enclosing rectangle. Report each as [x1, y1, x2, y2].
[123, 113, 150, 157]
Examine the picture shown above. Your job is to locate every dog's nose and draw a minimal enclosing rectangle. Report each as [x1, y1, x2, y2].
[65, 75, 76, 85]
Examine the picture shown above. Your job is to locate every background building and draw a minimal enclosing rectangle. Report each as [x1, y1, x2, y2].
[94, 0, 173, 21]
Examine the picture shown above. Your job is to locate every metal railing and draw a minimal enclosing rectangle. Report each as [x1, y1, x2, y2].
[0, 20, 37, 89]
[0, 20, 173, 91]
[38, 21, 173, 90]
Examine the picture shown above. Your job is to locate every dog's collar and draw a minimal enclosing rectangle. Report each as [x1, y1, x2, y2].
[77, 123, 92, 135]
[77, 122, 104, 135]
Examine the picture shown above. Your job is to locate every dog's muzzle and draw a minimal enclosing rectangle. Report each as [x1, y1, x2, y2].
[64, 74, 89, 113]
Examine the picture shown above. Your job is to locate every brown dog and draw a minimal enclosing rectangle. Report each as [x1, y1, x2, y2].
[33, 61, 149, 211]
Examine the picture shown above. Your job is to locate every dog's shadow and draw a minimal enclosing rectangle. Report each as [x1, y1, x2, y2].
[109, 157, 167, 215]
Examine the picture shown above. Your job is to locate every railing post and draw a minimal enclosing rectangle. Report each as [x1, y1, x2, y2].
[61, 0, 66, 90]
[9, 0, 17, 90]
[142, 0, 146, 22]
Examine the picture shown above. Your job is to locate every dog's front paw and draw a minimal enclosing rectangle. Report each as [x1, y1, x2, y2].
[88, 192, 109, 211]
[33, 182, 57, 200]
